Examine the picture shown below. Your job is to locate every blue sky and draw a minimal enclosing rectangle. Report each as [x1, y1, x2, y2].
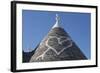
[22, 10, 91, 59]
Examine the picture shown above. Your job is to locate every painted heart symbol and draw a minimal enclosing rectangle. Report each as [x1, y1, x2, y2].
[46, 36, 72, 55]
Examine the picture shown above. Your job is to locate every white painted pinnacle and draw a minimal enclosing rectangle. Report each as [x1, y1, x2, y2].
[52, 14, 61, 28]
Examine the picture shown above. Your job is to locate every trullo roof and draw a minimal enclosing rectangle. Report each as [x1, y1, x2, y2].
[30, 14, 87, 62]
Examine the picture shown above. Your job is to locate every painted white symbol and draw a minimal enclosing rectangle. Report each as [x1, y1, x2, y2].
[36, 36, 72, 60]
[46, 36, 72, 55]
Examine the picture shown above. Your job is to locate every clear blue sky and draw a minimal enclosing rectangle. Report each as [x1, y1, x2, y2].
[22, 10, 91, 59]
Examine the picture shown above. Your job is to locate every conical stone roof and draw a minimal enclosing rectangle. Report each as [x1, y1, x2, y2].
[30, 14, 87, 62]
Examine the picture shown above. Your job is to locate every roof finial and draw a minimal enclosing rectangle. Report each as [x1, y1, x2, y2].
[56, 14, 60, 24]
[52, 14, 60, 28]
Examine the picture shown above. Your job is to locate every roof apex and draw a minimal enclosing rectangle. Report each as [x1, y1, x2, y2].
[52, 14, 61, 28]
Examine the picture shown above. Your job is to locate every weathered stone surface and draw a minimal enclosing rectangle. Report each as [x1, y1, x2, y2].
[30, 27, 87, 62]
